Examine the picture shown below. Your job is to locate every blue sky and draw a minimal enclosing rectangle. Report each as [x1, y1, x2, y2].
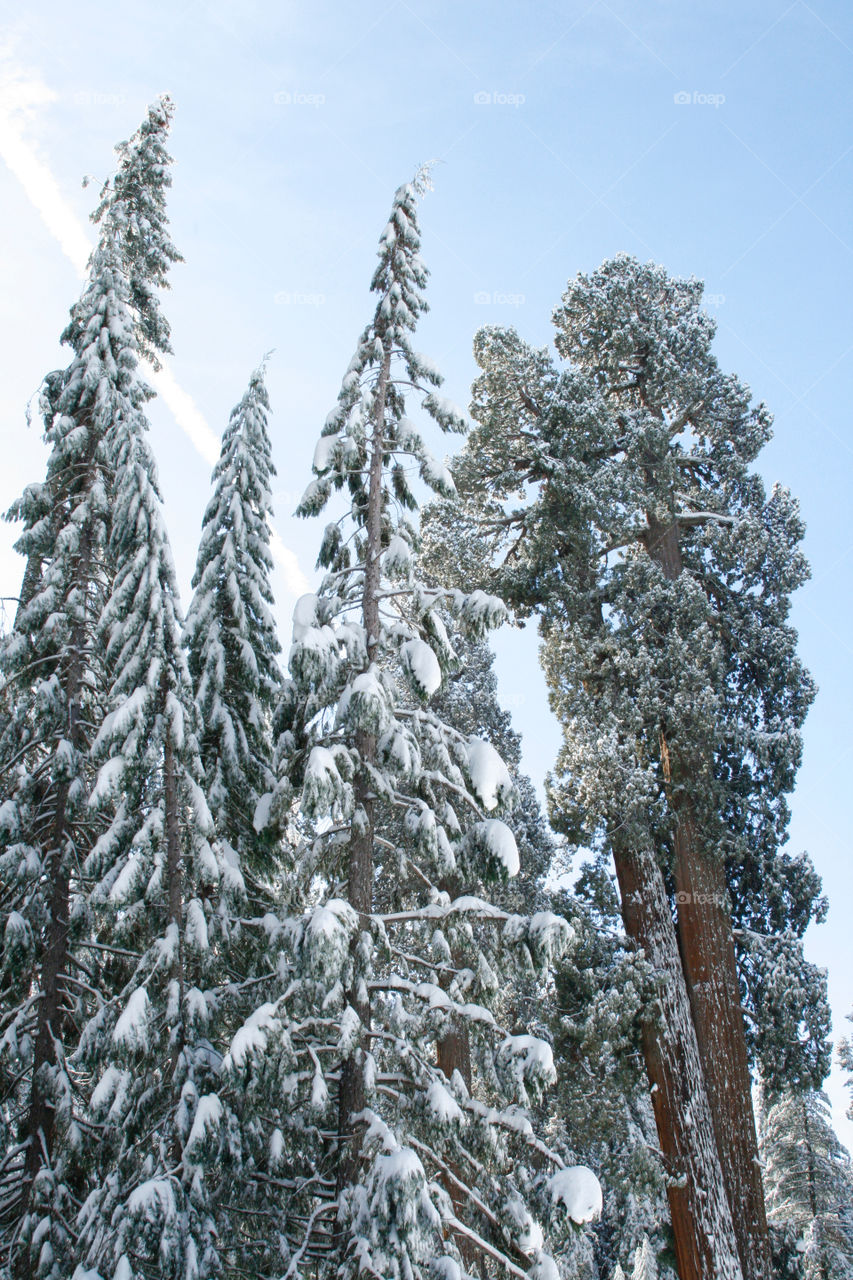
[0, 0, 851, 1146]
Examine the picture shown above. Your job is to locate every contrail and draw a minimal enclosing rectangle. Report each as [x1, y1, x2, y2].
[0, 68, 309, 596]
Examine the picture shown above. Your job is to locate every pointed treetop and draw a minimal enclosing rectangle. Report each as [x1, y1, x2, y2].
[85, 94, 183, 366]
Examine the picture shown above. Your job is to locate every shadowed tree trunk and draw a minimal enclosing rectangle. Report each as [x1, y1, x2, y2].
[645, 514, 772, 1280]
[613, 838, 743, 1280]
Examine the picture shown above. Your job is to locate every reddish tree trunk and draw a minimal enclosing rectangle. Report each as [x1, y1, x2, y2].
[646, 516, 772, 1280]
[613, 839, 742, 1280]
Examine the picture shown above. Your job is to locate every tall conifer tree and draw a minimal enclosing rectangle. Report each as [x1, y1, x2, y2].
[0, 100, 181, 1278]
[220, 172, 598, 1278]
[184, 363, 283, 871]
[446, 255, 824, 1279]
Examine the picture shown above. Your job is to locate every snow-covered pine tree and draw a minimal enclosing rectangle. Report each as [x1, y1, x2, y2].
[221, 171, 599, 1279]
[71, 94, 183, 368]
[72, 293, 241, 1279]
[760, 1087, 853, 1279]
[0, 98, 182, 1277]
[839, 1010, 853, 1123]
[12, 96, 182, 634]
[549, 866, 676, 1280]
[0, 236, 126, 1280]
[420, 505, 673, 1279]
[184, 362, 283, 873]
[631, 1236, 659, 1280]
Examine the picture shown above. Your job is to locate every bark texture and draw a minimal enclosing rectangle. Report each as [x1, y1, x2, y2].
[613, 840, 743, 1280]
[645, 515, 772, 1280]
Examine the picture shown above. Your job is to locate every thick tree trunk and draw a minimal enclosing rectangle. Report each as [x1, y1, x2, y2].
[336, 341, 392, 1214]
[645, 516, 772, 1280]
[613, 840, 743, 1280]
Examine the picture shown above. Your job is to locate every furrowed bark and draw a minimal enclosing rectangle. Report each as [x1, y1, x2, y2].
[336, 339, 392, 1217]
[613, 839, 743, 1280]
[646, 515, 772, 1280]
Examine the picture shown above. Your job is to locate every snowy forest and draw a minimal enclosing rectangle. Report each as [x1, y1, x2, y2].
[0, 95, 851, 1280]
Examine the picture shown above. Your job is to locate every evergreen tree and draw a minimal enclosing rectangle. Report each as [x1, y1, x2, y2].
[448, 254, 828, 1280]
[13, 96, 182, 629]
[0, 98, 182, 1276]
[221, 171, 598, 1278]
[421, 505, 674, 1279]
[444, 266, 746, 1280]
[761, 1088, 853, 1279]
[73, 279, 239, 1280]
[184, 362, 284, 872]
[631, 1236, 659, 1280]
[78, 94, 183, 367]
[839, 1011, 853, 1122]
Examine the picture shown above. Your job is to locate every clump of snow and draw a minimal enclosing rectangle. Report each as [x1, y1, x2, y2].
[126, 1178, 177, 1222]
[471, 818, 520, 876]
[292, 593, 319, 642]
[313, 432, 339, 473]
[466, 737, 513, 810]
[224, 1003, 279, 1071]
[184, 1093, 223, 1158]
[253, 791, 272, 832]
[498, 1034, 556, 1089]
[185, 898, 209, 952]
[548, 1165, 603, 1223]
[113, 987, 150, 1052]
[383, 534, 412, 574]
[400, 638, 441, 698]
[425, 1079, 464, 1124]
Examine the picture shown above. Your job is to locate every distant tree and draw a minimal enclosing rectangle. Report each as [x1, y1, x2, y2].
[761, 1087, 853, 1280]
[184, 362, 284, 874]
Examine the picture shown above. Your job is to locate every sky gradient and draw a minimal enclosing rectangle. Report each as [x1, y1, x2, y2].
[1, 0, 851, 1145]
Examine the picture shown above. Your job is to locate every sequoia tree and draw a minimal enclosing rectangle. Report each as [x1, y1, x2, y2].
[449, 255, 827, 1280]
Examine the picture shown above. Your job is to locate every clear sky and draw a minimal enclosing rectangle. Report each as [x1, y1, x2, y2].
[1, 0, 850, 1147]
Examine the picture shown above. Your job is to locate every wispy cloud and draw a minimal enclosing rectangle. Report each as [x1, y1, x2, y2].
[0, 47, 309, 597]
